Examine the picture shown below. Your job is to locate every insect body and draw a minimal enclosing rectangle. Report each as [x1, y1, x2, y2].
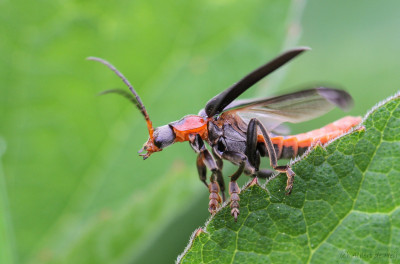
[88, 47, 361, 221]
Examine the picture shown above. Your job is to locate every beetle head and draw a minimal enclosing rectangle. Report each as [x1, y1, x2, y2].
[139, 125, 176, 159]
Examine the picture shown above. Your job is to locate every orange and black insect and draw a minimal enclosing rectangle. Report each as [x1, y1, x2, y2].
[88, 47, 361, 221]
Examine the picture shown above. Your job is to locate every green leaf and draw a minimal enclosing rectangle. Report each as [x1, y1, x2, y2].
[178, 93, 400, 263]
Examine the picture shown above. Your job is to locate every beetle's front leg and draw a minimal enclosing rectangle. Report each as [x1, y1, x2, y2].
[247, 118, 295, 194]
[212, 151, 226, 202]
[190, 134, 223, 213]
[221, 151, 247, 221]
[196, 152, 209, 188]
[196, 151, 223, 213]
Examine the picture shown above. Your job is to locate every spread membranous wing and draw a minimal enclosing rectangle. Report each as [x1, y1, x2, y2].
[220, 88, 353, 131]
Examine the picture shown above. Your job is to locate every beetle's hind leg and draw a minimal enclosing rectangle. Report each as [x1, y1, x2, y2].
[247, 118, 295, 194]
[245, 120, 276, 180]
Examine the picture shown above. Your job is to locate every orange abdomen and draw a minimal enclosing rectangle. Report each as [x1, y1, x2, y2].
[259, 116, 362, 159]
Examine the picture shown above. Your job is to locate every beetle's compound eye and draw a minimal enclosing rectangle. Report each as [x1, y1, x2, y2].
[153, 125, 176, 149]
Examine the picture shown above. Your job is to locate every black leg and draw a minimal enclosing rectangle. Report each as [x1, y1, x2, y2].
[246, 119, 261, 171]
[247, 118, 295, 194]
[196, 153, 208, 188]
[212, 151, 226, 202]
[189, 134, 222, 213]
[255, 169, 274, 179]
[221, 151, 247, 222]
[208, 172, 221, 214]
[215, 171, 226, 202]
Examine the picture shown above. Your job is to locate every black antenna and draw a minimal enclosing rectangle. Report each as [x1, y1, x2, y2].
[88, 57, 155, 140]
[98, 89, 141, 108]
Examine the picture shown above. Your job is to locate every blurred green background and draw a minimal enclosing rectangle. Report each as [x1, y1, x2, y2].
[1, 0, 399, 263]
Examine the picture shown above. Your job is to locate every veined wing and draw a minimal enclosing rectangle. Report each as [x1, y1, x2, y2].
[220, 87, 353, 131]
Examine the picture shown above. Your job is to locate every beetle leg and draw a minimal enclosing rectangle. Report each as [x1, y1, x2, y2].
[199, 150, 223, 213]
[212, 151, 226, 202]
[189, 134, 222, 213]
[255, 169, 274, 179]
[248, 118, 295, 194]
[246, 119, 261, 171]
[221, 151, 247, 222]
[196, 153, 208, 188]
[208, 171, 222, 214]
[246, 121, 276, 179]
